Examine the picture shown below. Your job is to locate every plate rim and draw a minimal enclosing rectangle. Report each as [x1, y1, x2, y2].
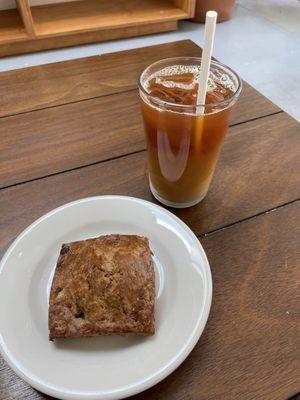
[0, 195, 212, 400]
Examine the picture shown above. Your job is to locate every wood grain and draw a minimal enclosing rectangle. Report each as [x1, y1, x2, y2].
[172, 0, 196, 16]
[0, 20, 177, 58]
[0, 87, 283, 189]
[0, 112, 299, 258]
[1, 202, 299, 400]
[0, 0, 192, 56]
[130, 202, 300, 400]
[0, 40, 280, 117]
[31, 0, 188, 37]
[0, 8, 28, 43]
[0, 40, 194, 115]
[0, 40, 298, 400]
[16, 0, 36, 37]
[0, 90, 143, 188]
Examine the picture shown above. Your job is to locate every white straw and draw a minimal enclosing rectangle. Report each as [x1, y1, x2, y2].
[197, 11, 218, 113]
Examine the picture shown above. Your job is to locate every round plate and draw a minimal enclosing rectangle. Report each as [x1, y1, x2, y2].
[0, 196, 212, 400]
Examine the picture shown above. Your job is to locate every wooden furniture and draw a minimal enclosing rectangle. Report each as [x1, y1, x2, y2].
[0, 40, 299, 400]
[0, 0, 195, 57]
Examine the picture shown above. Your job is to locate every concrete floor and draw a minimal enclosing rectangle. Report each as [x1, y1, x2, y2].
[1, 0, 299, 121]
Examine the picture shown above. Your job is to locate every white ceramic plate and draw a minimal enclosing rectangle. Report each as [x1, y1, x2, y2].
[0, 196, 212, 400]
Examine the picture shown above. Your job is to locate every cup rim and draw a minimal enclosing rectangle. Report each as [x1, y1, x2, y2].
[138, 56, 242, 110]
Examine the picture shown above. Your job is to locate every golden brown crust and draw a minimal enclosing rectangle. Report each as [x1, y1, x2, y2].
[48, 235, 155, 339]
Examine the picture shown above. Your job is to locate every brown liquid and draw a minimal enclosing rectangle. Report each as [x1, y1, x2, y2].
[141, 66, 234, 205]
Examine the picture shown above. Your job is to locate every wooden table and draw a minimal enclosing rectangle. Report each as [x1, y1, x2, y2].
[0, 40, 299, 400]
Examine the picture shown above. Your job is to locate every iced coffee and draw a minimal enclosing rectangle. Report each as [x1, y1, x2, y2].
[139, 57, 241, 208]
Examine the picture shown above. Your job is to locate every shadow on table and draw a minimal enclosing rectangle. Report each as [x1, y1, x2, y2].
[53, 334, 151, 352]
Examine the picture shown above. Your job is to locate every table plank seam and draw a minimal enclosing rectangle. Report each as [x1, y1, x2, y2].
[0, 90, 283, 124]
[0, 87, 139, 120]
[1, 39, 298, 400]
[198, 198, 300, 238]
[0, 110, 285, 191]
[0, 148, 146, 191]
[1, 199, 298, 264]
[229, 110, 283, 128]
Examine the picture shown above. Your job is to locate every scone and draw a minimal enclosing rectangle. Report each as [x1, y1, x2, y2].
[48, 235, 155, 340]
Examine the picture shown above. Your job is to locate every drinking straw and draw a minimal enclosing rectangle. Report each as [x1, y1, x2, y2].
[197, 10, 218, 113]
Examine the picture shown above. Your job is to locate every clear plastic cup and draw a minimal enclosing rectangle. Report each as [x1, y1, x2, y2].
[139, 57, 242, 208]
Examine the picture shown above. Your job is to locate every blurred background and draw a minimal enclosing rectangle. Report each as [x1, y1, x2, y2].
[0, 0, 299, 121]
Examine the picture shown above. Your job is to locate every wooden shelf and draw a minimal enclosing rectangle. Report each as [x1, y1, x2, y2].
[0, 8, 28, 43]
[0, 0, 195, 56]
[16, 0, 36, 37]
[31, 0, 189, 37]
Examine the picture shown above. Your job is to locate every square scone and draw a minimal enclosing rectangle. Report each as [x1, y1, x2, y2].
[49, 235, 155, 339]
